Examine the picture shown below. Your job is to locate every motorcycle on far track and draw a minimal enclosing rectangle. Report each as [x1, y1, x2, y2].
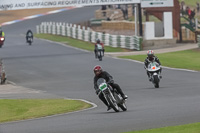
[146, 61, 162, 88]
[97, 78, 127, 112]
[96, 44, 103, 61]
[0, 36, 5, 48]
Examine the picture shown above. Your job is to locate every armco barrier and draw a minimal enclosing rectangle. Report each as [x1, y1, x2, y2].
[36, 22, 142, 50]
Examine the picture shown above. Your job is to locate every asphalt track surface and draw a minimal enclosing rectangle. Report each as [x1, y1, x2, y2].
[1, 6, 200, 133]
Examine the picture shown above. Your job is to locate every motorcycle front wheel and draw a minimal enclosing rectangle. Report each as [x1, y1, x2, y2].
[106, 95, 119, 112]
[153, 75, 159, 88]
[98, 51, 102, 61]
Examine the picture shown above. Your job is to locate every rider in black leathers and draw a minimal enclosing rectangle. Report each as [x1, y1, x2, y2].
[26, 29, 33, 43]
[144, 50, 162, 80]
[94, 39, 105, 58]
[93, 65, 128, 111]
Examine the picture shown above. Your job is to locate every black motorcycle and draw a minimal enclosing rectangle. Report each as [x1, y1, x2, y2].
[97, 78, 127, 112]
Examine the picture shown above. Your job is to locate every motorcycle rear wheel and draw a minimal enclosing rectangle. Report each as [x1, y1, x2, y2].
[118, 102, 127, 111]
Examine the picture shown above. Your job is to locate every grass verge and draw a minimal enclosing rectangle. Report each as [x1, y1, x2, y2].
[0, 99, 92, 123]
[124, 122, 200, 133]
[120, 49, 200, 71]
[35, 34, 132, 52]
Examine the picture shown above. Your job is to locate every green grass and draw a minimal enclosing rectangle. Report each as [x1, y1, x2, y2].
[35, 34, 131, 52]
[124, 122, 200, 133]
[120, 49, 200, 71]
[0, 99, 92, 123]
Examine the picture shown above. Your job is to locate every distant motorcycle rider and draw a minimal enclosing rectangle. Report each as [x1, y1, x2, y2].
[93, 65, 128, 111]
[0, 28, 5, 37]
[0, 28, 5, 47]
[144, 50, 162, 80]
[26, 29, 33, 43]
[94, 39, 105, 58]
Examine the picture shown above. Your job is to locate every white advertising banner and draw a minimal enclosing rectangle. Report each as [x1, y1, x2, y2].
[0, 0, 140, 11]
[141, 0, 174, 8]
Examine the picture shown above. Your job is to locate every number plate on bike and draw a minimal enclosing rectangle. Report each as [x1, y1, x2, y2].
[99, 83, 107, 91]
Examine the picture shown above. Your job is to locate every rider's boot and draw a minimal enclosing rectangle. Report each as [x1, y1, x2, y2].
[147, 73, 152, 81]
[147, 71, 151, 81]
[94, 50, 97, 58]
[112, 84, 128, 100]
[159, 69, 162, 79]
[147, 75, 151, 81]
[107, 106, 111, 111]
[122, 94, 128, 100]
[149, 77, 152, 81]
[96, 51, 99, 59]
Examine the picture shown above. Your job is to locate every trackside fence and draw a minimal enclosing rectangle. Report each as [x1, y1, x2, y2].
[36, 22, 142, 50]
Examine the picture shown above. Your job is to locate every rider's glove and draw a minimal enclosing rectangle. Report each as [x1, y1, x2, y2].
[107, 80, 114, 84]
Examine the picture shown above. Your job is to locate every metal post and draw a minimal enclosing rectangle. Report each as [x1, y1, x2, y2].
[138, 4, 143, 36]
[134, 4, 138, 36]
[179, 11, 182, 42]
[195, 18, 198, 30]
[179, 25, 182, 42]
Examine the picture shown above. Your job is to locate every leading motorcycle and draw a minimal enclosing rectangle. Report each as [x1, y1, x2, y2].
[146, 61, 162, 88]
[0, 36, 5, 48]
[97, 78, 127, 112]
[96, 44, 103, 61]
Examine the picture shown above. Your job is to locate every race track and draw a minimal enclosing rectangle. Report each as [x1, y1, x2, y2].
[0, 6, 200, 133]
